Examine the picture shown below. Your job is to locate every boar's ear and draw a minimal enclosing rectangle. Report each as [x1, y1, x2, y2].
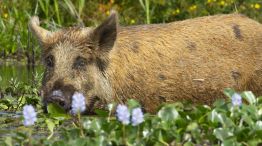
[92, 11, 118, 52]
[29, 16, 52, 44]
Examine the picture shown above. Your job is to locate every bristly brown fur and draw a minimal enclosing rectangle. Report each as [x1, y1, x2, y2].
[31, 13, 262, 113]
[107, 14, 262, 112]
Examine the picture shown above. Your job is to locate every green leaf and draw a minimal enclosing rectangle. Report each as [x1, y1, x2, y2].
[94, 109, 109, 117]
[223, 88, 235, 98]
[242, 91, 256, 105]
[4, 136, 12, 146]
[83, 118, 102, 132]
[47, 103, 70, 120]
[186, 122, 198, 131]
[213, 128, 233, 141]
[45, 119, 55, 139]
[47, 103, 66, 114]
[0, 104, 8, 110]
[255, 121, 262, 130]
[157, 104, 179, 122]
[183, 141, 194, 146]
[213, 99, 226, 107]
[46, 119, 55, 132]
[107, 103, 115, 112]
[127, 99, 141, 109]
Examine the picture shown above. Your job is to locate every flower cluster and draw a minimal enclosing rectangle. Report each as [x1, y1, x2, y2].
[116, 104, 144, 126]
[71, 92, 86, 115]
[116, 104, 130, 125]
[232, 93, 242, 106]
[131, 108, 144, 126]
[23, 105, 37, 126]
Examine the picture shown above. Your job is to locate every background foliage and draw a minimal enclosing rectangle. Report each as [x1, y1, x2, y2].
[0, 0, 262, 60]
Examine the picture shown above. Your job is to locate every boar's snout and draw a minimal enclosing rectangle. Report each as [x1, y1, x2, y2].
[43, 83, 76, 112]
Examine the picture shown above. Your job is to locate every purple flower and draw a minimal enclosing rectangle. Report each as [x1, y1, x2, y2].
[232, 93, 242, 106]
[71, 92, 86, 114]
[116, 104, 130, 125]
[131, 107, 144, 126]
[23, 105, 37, 126]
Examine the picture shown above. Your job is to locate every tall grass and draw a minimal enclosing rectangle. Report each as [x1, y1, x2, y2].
[0, 0, 262, 60]
[139, 0, 151, 24]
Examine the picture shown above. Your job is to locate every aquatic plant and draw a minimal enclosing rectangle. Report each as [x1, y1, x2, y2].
[131, 107, 144, 126]
[22, 104, 37, 126]
[231, 93, 242, 106]
[71, 92, 86, 114]
[116, 104, 130, 125]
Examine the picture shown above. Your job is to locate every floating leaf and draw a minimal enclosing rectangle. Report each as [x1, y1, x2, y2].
[127, 99, 141, 109]
[94, 109, 109, 117]
[47, 103, 70, 120]
[213, 128, 233, 141]
[45, 119, 55, 139]
[157, 104, 179, 122]
[242, 91, 256, 105]
[223, 88, 235, 98]
[4, 137, 12, 146]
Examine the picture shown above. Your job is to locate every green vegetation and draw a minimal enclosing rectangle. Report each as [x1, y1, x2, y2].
[0, 76, 262, 145]
[1, 0, 262, 145]
[1, 0, 262, 60]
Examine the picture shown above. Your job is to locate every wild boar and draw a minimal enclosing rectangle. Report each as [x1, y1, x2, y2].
[29, 12, 262, 113]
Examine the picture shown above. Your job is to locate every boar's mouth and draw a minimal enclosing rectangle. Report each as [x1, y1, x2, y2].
[43, 95, 72, 112]
[43, 94, 107, 115]
[84, 96, 107, 115]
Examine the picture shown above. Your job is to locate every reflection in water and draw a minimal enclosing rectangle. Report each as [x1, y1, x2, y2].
[0, 63, 43, 88]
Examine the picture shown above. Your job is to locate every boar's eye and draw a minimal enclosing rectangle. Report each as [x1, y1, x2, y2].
[45, 55, 54, 68]
[72, 56, 87, 70]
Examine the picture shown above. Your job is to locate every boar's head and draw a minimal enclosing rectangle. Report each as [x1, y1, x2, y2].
[29, 12, 117, 114]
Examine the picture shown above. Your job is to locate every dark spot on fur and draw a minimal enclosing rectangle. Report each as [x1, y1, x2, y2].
[62, 84, 76, 96]
[158, 96, 166, 102]
[131, 42, 139, 53]
[72, 56, 87, 71]
[96, 58, 108, 72]
[83, 83, 94, 92]
[156, 51, 163, 58]
[127, 73, 135, 81]
[232, 25, 243, 40]
[231, 71, 241, 81]
[53, 79, 64, 90]
[158, 74, 166, 80]
[186, 41, 197, 50]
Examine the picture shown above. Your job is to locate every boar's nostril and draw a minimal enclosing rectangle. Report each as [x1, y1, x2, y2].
[48, 95, 67, 109]
[52, 90, 63, 97]
[59, 101, 65, 107]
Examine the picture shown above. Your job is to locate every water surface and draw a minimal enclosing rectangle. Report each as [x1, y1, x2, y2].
[0, 62, 43, 88]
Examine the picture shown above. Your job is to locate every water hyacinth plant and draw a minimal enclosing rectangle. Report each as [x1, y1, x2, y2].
[1, 87, 262, 145]
[131, 107, 144, 126]
[231, 93, 242, 106]
[116, 104, 130, 125]
[116, 104, 144, 126]
[22, 105, 37, 126]
[71, 92, 86, 114]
